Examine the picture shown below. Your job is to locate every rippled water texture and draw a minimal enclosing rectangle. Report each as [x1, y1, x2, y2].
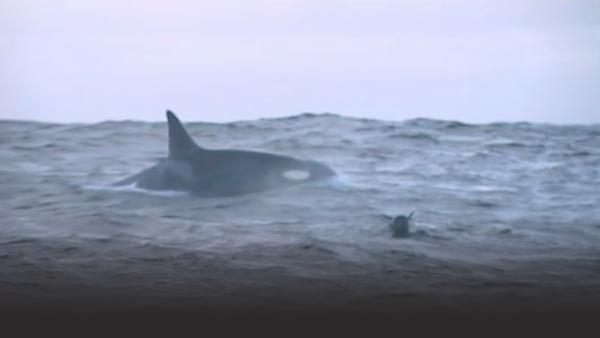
[1, 114, 599, 309]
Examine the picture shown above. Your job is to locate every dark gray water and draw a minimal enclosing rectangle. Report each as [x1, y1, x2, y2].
[1, 113, 600, 309]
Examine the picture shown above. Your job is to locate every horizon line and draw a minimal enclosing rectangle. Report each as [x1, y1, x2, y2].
[1, 111, 598, 127]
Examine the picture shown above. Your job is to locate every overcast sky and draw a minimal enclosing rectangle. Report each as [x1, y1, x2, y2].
[1, 0, 599, 123]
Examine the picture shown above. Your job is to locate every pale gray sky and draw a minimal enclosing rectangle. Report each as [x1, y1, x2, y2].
[1, 0, 599, 123]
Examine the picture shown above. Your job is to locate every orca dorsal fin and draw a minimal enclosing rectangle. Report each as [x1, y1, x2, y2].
[166, 110, 201, 158]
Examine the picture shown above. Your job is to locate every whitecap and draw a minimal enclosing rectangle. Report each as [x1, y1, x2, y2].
[82, 182, 188, 197]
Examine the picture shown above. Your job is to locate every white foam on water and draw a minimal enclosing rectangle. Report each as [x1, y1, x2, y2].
[433, 182, 518, 193]
[470, 185, 519, 193]
[82, 182, 188, 197]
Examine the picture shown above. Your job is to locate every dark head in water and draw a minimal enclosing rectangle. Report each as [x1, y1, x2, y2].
[112, 110, 336, 197]
[389, 212, 415, 238]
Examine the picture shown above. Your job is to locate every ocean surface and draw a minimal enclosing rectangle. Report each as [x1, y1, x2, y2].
[1, 113, 600, 310]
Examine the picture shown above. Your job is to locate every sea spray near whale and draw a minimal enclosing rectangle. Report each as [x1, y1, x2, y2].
[111, 110, 336, 197]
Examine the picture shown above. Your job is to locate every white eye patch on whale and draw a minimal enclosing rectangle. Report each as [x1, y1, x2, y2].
[111, 110, 336, 197]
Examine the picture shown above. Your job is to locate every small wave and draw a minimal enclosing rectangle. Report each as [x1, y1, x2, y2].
[11, 143, 58, 151]
[439, 135, 486, 143]
[482, 138, 529, 148]
[313, 175, 353, 192]
[15, 162, 54, 173]
[442, 121, 474, 129]
[404, 118, 473, 129]
[264, 112, 342, 122]
[433, 182, 518, 193]
[389, 132, 438, 142]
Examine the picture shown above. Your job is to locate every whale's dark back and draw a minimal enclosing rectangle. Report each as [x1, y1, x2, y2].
[113, 111, 336, 196]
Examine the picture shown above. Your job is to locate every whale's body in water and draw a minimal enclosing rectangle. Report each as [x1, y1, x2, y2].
[112, 111, 336, 197]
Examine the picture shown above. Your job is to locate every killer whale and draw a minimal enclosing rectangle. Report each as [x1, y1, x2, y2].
[112, 110, 336, 197]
